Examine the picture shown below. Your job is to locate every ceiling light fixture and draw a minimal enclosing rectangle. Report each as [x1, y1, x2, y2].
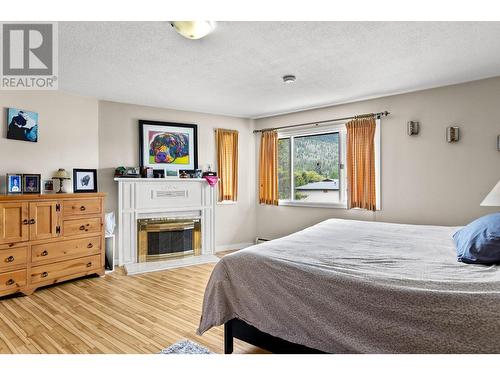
[283, 75, 296, 84]
[170, 21, 217, 40]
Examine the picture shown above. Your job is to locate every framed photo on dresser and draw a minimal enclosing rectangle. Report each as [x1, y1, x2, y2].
[22, 174, 41, 194]
[6, 174, 22, 194]
[73, 169, 98, 193]
[139, 120, 198, 173]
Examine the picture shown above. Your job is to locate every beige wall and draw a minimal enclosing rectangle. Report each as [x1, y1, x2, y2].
[0, 91, 99, 193]
[98, 101, 257, 249]
[254, 77, 500, 239]
[2, 77, 500, 246]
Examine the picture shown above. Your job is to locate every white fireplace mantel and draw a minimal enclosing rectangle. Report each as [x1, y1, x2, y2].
[115, 178, 216, 270]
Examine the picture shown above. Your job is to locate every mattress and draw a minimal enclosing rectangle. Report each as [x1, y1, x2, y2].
[197, 219, 500, 353]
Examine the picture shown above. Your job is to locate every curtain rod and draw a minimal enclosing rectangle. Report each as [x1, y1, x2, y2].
[252, 111, 390, 134]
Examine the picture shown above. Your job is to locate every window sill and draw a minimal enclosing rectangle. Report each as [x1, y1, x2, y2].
[278, 200, 347, 209]
[217, 200, 237, 205]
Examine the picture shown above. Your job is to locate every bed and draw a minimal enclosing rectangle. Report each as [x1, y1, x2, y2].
[197, 219, 500, 353]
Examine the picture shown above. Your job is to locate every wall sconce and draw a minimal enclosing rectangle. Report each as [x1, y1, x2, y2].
[497, 135, 500, 151]
[407, 121, 419, 136]
[446, 126, 460, 143]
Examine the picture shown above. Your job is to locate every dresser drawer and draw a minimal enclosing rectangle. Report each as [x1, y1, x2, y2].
[32, 236, 101, 264]
[0, 269, 26, 295]
[0, 246, 27, 271]
[30, 254, 101, 285]
[63, 217, 101, 237]
[63, 199, 101, 217]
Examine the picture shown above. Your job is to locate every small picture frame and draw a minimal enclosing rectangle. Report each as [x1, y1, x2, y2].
[43, 179, 54, 194]
[179, 169, 195, 178]
[22, 174, 41, 194]
[73, 169, 98, 193]
[153, 169, 165, 178]
[6, 174, 22, 194]
[165, 169, 179, 178]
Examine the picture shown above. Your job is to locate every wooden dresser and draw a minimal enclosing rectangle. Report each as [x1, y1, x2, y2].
[0, 193, 106, 297]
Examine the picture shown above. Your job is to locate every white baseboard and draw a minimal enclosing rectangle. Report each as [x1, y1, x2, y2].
[215, 242, 254, 253]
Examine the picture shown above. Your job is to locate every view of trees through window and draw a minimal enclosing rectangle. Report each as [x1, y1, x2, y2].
[278, 132, 340, 202]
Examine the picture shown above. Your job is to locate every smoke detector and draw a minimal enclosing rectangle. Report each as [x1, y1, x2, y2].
[283, 75, 296, 84]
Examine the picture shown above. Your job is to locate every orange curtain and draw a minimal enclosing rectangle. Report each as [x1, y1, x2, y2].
[346, 116, 377, 211]
[259, 131, 279, 205]
[216, 129, 238, 202]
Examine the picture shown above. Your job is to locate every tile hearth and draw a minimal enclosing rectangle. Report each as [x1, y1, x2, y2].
[125, 254, 220, 275]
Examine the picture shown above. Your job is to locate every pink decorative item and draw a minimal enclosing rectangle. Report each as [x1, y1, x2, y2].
[204, 176, 218, 186]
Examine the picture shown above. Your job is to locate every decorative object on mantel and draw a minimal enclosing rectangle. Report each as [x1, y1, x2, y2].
[153, 169, 165, 178]
[179, 169, 196, 178]
[407, 121, 419, 136]
[6, 107, 38, 142]
[446, 126, 460, 143]
[165, 169, 179, 178]
[6, 173, 22, 194]
[22, 174, 41, 194]
[115, 166, 140, 178]
[203, 168, 219, 186]
[52, 168, 71, 193]
[203, 175, 219, 187]
[139, 120, 198, 173]
[73, 169, 98, 193]
[142, 167, 154, 178]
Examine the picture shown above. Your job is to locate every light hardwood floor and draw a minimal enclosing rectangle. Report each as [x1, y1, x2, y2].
[0, 255, 264, 354]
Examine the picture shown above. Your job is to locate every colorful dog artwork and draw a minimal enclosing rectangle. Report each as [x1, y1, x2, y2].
[148, 131, 190, 165]
[140, 121, 198, 171]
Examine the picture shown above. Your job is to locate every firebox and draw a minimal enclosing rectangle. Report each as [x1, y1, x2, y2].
[137, 218, 201, 262]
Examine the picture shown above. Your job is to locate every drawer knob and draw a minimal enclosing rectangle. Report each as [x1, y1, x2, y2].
[6, 279, 15, 286]
[41, 250, 49, 257]
[30, 219, 36, 225]
[41, 271, 48, 278]
[87, 243, 93, 249]
[23, 219, 29, 225]
[86, 262, 92, 268]
[6, 256, 14, 263]
[79, 225, 86, 230]
[80, 206, 86, 211]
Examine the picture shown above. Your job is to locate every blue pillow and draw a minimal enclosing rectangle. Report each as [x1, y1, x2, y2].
[453, 213, 500, 264]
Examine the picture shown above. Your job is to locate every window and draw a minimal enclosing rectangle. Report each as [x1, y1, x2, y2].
[278, 124, 347, 207]
[277, 120, 381, 208]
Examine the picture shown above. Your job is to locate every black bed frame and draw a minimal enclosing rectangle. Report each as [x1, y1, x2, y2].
[224, 318, 325, 354]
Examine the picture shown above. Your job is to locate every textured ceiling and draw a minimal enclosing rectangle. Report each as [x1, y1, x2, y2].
[59, 21, 500, 118]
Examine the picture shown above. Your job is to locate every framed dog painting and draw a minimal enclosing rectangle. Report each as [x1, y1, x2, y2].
[7, 108, 39, 142]
[139, 120, 198, 172]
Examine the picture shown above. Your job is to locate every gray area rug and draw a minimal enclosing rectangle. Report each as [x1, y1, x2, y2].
[160, 339, 212, 354]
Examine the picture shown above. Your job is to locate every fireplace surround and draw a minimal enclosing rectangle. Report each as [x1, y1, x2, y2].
[115, 178, 216, 274]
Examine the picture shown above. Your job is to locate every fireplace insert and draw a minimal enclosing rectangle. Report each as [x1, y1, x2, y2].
[137, 218, 201, 262]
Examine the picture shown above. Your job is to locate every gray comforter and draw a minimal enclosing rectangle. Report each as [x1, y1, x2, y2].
[197, 219, 500, 353]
